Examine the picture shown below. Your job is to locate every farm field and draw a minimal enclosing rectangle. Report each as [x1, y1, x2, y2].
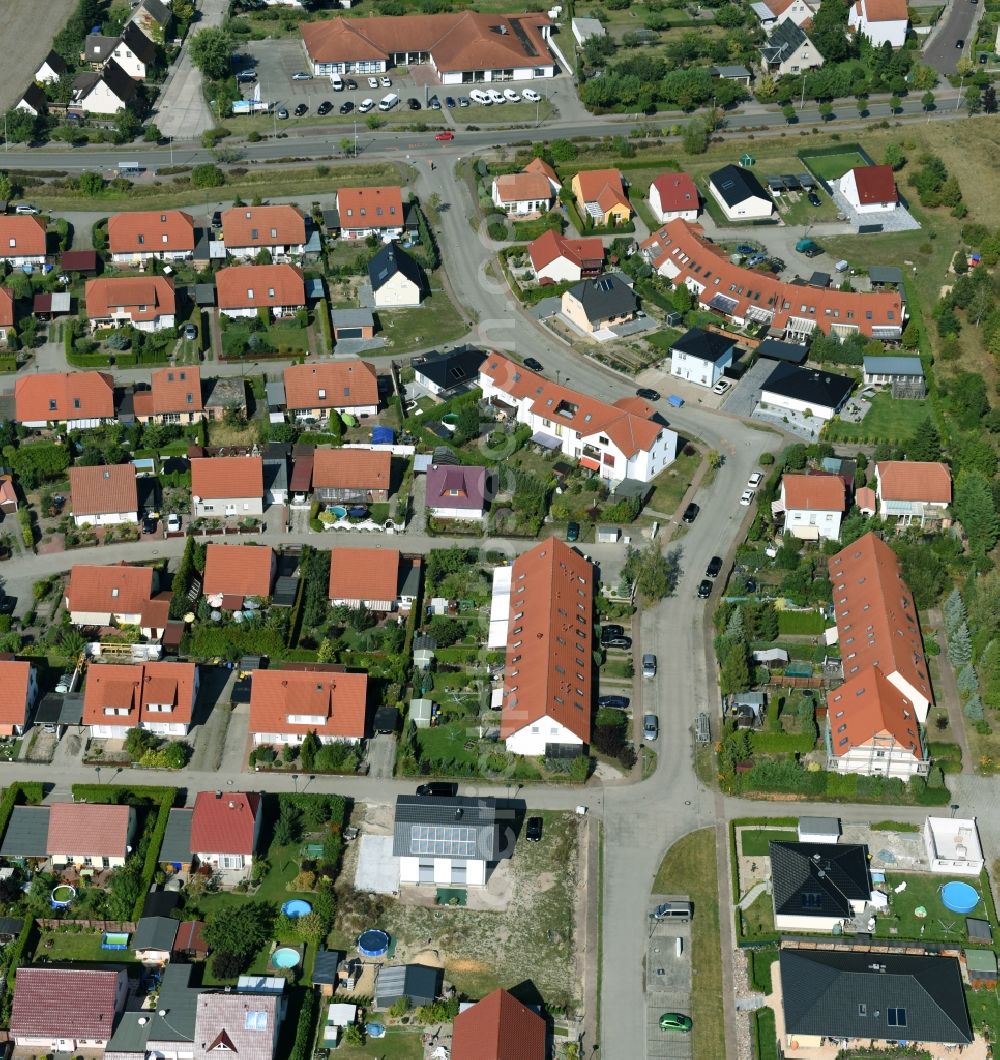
[0, 0, 76, 112]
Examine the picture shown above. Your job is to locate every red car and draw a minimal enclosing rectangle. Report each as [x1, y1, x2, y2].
[434, 131, 454, 141]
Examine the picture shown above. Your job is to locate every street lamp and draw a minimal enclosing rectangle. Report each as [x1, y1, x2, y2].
[950, 803, 960, 818]
[95, 766, 102, 786]
[291, 773, 300, 793]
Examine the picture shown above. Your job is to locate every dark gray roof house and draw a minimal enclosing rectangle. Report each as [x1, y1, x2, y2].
[709, 165, 771, 210]
[565, 275, 638, 327]
[134, 916, 179, 954]
[368, 242, 424, 296]
[73, 59, 138, 109]
[313, 948, 346, 987]
[770, 841, 872, 920]
[760, 362, 853, 414]
[0, 806, 49, 859]
[779, 949, 973, 1045]
[412, 346, 487, 396]
[0, 917, 23, 941]
[375, 964, 443, 1010]
[106, 963, 201, 1056]
[83, 33, 120, 65]
[159, 808, 193, 867]
[393, 796, 505, 863]
[760, 20, 816, 69]
[671, 327, 737, 365]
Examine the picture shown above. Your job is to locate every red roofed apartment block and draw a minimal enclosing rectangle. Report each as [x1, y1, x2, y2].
[69, 463, 139, 526]
[64, 562, 170, 640]
[11, 966, 128, 1052]
[15, 370, 115, 429]
[85, 276, 176, 332]
[82, 660, 199, 739]
[649, 172, 700, 223]
[202, 543, 276, 602]
[0, 215, 47, 267]
[221, 204, 307, 259]
[452, 988, 546, 1060]
[479, 352, 677, 483]
[190, 456, 264, 519]
[216, 263, 306, 319]
[107, 209, 195, 264]
[778, 473, 846, 541]
[499, 538, 594, 756]
[133, 366, 205, 425]
[48, 802, 137, 867]
[528, 229, 605, 285]
[838, 165, 899, 213]
[283, 360, 379, 420]
[874, 460, 951, 523]
[249, 667, 369, 746]
[335, 186, 404, 240]
[0, 660, 38, 736]
[190, 791, 263, 882]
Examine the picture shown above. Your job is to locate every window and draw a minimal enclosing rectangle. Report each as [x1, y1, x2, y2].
[270, 228, 277, 238]
[138, 234, 145, 245]
[245, 1011, 268, 1031]
[251, 228, 259, 240]
[247, 288, 254, 300]
[801, 892, 822, 908]
[887, 1008, 906, 1028]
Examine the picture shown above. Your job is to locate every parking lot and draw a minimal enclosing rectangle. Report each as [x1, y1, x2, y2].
[645, 914, 693, 1059]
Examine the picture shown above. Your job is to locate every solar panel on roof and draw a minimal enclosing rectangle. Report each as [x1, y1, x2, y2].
[409, 824, 478, 857]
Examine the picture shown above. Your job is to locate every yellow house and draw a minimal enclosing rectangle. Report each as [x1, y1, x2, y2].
[571, 169, 632, 226]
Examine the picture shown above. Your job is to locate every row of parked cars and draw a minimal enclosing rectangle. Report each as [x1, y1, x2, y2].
[599, 625, 659, 742]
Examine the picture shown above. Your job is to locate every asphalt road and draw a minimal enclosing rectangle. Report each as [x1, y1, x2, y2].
[924, 0, 983, 73]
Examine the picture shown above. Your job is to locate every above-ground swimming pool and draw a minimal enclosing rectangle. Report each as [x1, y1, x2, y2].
[50, 885, 76, 909]
[272, 947, 301, 969]
[102, 932, 130, 950]
[941, 880, 981, 914]
[281, 899, 312, 919]
[357, 929, 390, 958]
[329, 506, 348, 519]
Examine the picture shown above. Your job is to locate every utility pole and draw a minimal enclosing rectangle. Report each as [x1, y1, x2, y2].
[956, 74, 966, 111]
[354, 120, 358, 157]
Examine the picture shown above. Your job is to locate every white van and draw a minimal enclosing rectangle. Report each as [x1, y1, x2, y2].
[469, 89, 490, 105]
[378, 92, 399, 111]
[330, 73, 344, 92]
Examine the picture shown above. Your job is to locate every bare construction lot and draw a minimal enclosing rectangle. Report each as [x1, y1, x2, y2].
[0, 0, 76, 112]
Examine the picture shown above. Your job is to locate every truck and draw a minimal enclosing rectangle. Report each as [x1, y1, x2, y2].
[231, 99, 272, 115]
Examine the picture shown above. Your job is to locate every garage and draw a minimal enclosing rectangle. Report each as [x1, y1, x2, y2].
[331, 307, 376, 341]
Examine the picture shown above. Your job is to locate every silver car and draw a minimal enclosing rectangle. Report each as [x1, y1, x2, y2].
[643, 714, 659, 741]
[642, 654, 657, 679]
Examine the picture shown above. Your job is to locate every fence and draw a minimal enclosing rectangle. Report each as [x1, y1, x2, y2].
[36, 919, 136, 931]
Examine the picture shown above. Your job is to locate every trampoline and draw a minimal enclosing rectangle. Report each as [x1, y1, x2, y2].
[272, 947, 301, 969]
[50, 885, 76, 909]
[941, 880, 981, 915]
[357, 929, 390, 958]
[281, 899, 312, 919]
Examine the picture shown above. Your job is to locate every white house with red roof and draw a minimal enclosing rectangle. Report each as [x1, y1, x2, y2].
[491, 171, 555, 218]
[249, 667, 368, 746]
[64, 563, 170, 640]
[649, 172, 699, 223]
[190, 790, 263, 883]
[11, 966, 129, 1053]
[874, 460, 951, 524]
[848, 0, 908, 46]
[528, 229, 604, 285]
[452, 988, 546, 1059]
[479, 353, 677, 483]
[0, 216, 47, 267]
[777, 473, 847, 541]
[0, 661, 38, 736]
[838, 165, 899, 213]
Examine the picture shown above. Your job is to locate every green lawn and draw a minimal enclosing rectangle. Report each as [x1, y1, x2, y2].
[648, 448, 701, 518]
[415, 719, 480, 767]
[966, 984, 1000, 1044]
[740, 829, 797, 857]
[773, 188, 841, 227]
[752, 1008, 779, 1060]
[653, 829, 724, 1060]
[826, 393, 929, 444]
[740, 891, 776, 939]
[748, 948, 779, 994]
[35, 929, 138, 964]
[800, 150, 870, 181]
[377, 285, 467, 356]
[335, 1028, 424, 1058]
[875, 871, 994, 943]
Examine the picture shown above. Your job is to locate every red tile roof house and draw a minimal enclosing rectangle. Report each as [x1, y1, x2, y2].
[875, 460, 952, 524]
[648, 172, 700, 223]
[221, 204, 307, 260]
[848, 0, 909, 47]
[69, 463, 139, 527]
[452, 988, 546, 1060]
[85, 275, 177, 332]
[313, 448, 391, 504]
[15, 370, 115, 429]
[64, 562, 170, 640]
[216, 263, 306, 320]
[776, 473, 846, 542]
[283, 360, 379, 421]
[249, 667, 368, 747]
[491, 171, 555, 219]
[133, 365, 205, 425]
[0, 287, 15, 344]
[837, 164, 900, 214]
[498, 538, 594, 756]
[190, 790, 263, 883]
[203, 543, 276, 603]
[336, 186, 405, 240]
[0, 215, 47, 267]
[49, 802, 137, 868]
[192, 990, 280, 1059]
[11, 966, 129, 1053]
[528, 230, 604, 285]
[328, 547, 420, 612]
[425, 464, 487, 522]
[107, 209, 195, 265]
[83, 660, 199, 739]
[0, 660, 39, 736]
[191, 456, 265, 519]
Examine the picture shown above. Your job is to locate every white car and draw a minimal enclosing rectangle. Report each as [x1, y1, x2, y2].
[747, 472, 764, 489]
[470, 89, 490, 105]
[503, 88, 520, 102]
[712, 378, 732, 395]
[488, 89, 505, 104]
[291, 72, 311, 81]
[522, 88, 541, 102]
[380, 75, 392, 87]
[358, 98, 375, 113]
[367, 76, 379, 88]
[14, 203, 39, 215]
[739, 489, 755, 507]
[166, 513, 182, 533]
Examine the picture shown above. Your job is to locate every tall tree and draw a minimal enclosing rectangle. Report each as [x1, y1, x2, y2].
[906, 416, 941, 462]
[954, 470, 1000, 555]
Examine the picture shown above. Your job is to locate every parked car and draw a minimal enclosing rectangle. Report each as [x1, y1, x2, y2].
[712, 379, 732, 395]
[642, 654, 657, 679]
[445, 96, 457, 108]
[604, 636, 633, 650]
[682, 502, 699, 523]
[428, 95, 441, 109]
[339, 101, 354, 114]
[276, 107, 289, 120]
[637, 387, 661, 401]
[317, 100, 332, 115]
[957, 38, 965, 48]
[346, 78, 358, 90]
[523, 88, 541, 102]
[524, 357, 543, 371]
[368, 76, 380, 88]
[434, 131, 454, 141]
[291, 71, 311, 80]
[808, 190, 822, 207]
[600, 625, 625, 642]
[697, 579, 713, 599]
[142, 515, 159, 534]
[739, 489, 755, 506]
[181, 323, 198, 341]
[660, 1013, 693, 1033]
[470, 89, 490, 105]
[416, 782, 458, 797]
[525, 816, 543, 842]
[406, 97, 421, 110]
[166, 513, 181, 533]
[358, 98, 375, 113]
[598, 695, 630, 710]
[294, 103, 308, 116]
[706, 555, 723, 578]
[14, 204, 39, 215]
[0, 597, 15, 616]
[380, 75, 392, 87]
[236, 70, 256, 83]
[747, 472, 763, 489]
[566, 521, 580, 542]
[503, 88, 520, 102]
[643, 714, 659, 741]
[488, 89, 506, 104]
[459, 96, 470, 107]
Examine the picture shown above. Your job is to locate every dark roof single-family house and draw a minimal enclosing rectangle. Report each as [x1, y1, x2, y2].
[770, 841, 872, 920]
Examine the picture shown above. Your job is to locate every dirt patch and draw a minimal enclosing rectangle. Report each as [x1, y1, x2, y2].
[0, 2, 77, 113]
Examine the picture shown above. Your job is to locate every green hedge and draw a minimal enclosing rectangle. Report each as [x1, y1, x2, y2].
[288, 984, 318, 1060]
[752, 1008, 779, 1060]
[776, 610, 827, 635]
[748, 948, 779, 994]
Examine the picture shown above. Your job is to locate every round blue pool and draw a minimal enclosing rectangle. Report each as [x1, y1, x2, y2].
[281, 899, 312, 919]
[272, 947, 301, 969]
[357, 928, 390, 958]
[941, 880, 981, 914]
[329, 505, 348, 519]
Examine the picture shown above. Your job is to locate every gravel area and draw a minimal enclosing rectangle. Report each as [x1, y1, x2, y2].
[732, 948, 754, 1060]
